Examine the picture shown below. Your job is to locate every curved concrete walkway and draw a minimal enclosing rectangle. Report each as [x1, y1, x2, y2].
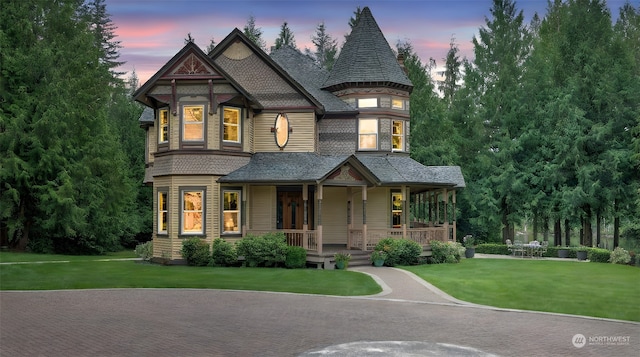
[1, 265, 637, 357]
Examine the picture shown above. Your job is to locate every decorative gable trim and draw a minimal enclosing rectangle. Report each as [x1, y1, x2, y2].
[170, 53, 216, 76]
[324, 164, 366, 185]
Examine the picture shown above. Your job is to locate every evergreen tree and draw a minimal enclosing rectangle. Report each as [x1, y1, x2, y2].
[206, 38, 216, 54]
[82, 0, 124, 79]
[243, 15, 266, 50]
[439, 36, 462, 105]
[0, 0, 136, 253]
[274, 21, 296, 50]
[344, 6, 363, 43]
[311, 22, 338, 70]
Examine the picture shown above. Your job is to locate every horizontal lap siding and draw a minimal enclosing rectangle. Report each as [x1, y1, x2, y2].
[351, 187, 389, 229]
[321, 187, 347, 244]
[153, 176, 221, 259]
[253, 112, 315, 152]
[249, 186, 276, 231]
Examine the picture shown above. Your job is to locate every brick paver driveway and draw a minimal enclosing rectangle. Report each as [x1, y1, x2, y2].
[1, 267, 638, 356]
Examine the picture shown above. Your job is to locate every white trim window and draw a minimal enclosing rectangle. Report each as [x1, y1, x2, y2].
[181, 189, 204, 235]
[223, 107, 241, 143]
[182, 105, 204, 141]
[392, 120, 405, 151]
[392, 191, 402, 228]
[222, 190, 240, 234]
[159, 109, 169, 144]
[158, 190, 168, 234]
[358, 118, 378, 150]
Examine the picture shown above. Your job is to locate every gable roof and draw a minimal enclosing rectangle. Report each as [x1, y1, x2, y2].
[132, 41, 256, 108]
[210, 29, 325, 112]
[323, 7, 413, 91]
[270, 46, 356, 114]
[218, 152, 465, 188]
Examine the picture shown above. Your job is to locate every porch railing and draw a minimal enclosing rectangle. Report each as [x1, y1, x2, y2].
[349, 226, 452, 251]
[247, 230, 318, 252]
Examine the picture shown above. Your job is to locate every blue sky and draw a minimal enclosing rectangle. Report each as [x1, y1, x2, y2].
[106, 0, 635, 83]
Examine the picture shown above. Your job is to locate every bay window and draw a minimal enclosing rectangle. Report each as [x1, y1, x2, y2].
[182, 105, 204, 141]
[181, 188, 205, 235]
[223, 107, 241, 143]
[392, 120, 404, 151]
[159, 109, 169, 144]
[358, 118, 378, 150]
[158, 190, 168, 234]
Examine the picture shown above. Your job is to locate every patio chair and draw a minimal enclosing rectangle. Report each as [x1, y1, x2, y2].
[537, 241, 548, 258]
[506, 239, 514, 255]
[513, 240, 525, 258]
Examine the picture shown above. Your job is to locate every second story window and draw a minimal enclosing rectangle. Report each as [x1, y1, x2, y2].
[223, 107, 241, 143]
[358, 98, 378, 108]
[159, 109, 169, 144]
[392, 120, 405, 151]
[183, 105, 204, 142]
[359, 118, 378, 150]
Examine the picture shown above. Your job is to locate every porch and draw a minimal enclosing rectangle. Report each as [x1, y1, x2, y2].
[247, 224, 454, 253]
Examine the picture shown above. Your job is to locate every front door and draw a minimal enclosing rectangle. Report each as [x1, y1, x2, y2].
[277, 191, 304, 230]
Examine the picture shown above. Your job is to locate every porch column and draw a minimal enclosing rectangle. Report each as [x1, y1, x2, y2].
[452, 190, 457, 242]
[442, 188, 449, 241]
[317, 184, 323, 254]
[347, 187, 352, 249]
[242, 184, 248, 236]
[402, 185, 407, 239]
[362, 185, 368, 250]
[303, 183, 308, 250]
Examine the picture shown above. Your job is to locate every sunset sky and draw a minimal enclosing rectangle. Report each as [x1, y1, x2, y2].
[106, 0, 634, 84]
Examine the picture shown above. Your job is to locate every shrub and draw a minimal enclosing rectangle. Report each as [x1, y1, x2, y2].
[211, 238, 238, 267]
[610, 247, 631, 265]
[475, 243, 510, 255]
[181, 237, 211, 266]
[587, 248, 610, 263]
[134, 241, 153, 261]
[374, 238, 422, 266]
[235, 232, 288, 267]
[430, 241, 465, 264]
[285, 246, 307, 269]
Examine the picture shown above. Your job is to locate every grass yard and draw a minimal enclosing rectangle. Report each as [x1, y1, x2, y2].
[0, 257, 381, 296]
[0, 250, 137, 262]
[402, 258, 640, 322]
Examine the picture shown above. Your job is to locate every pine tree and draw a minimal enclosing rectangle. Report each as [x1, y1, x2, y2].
[243, 15, 266, 50]
[311, 22, 338, 70]
[274, 22, 296, 50]
[439, 36, 462, 105]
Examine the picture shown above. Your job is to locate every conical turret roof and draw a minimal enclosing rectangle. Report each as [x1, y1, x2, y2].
[323, 7, 412, 90]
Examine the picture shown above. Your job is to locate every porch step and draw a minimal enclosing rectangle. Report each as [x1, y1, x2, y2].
[346, 252, 373, 267]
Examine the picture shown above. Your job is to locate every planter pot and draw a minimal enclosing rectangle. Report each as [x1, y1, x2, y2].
[558, 249, 569, 258]
[335, 261, 346, 270]
[576, 251, 588, 261]
[373, 259, 384, 267]
[465, 248, 475, 258]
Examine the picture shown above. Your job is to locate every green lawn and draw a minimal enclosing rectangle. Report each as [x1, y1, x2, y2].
[0, 258, 380, 296]
[0, 250, 137, 262]
[402, 258, 640, 322]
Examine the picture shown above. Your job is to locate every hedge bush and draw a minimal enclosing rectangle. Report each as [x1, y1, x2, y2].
[587, 248, 610, 263]
[610, 247, 631, 265]
[475, 243, 510, 255]
[211, 238, 238, 267]
[374, 238, 422, 266]
[134, 241, 153, 261]
[181, 238, 211, 266]
[235, 232, 288, 267]
[430, 241, 465, 264]
[284, 246, 307, 269]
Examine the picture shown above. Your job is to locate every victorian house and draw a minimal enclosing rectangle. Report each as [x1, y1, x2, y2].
[134, 7, 465, 265]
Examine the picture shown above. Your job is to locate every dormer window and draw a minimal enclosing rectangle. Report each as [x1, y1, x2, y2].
[392, 120, 405, 151]
[359, 118, 378, 150]
[159, 109, 169, 144]
[223, 107, 241, 143]
[182, 105, 205, 142]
